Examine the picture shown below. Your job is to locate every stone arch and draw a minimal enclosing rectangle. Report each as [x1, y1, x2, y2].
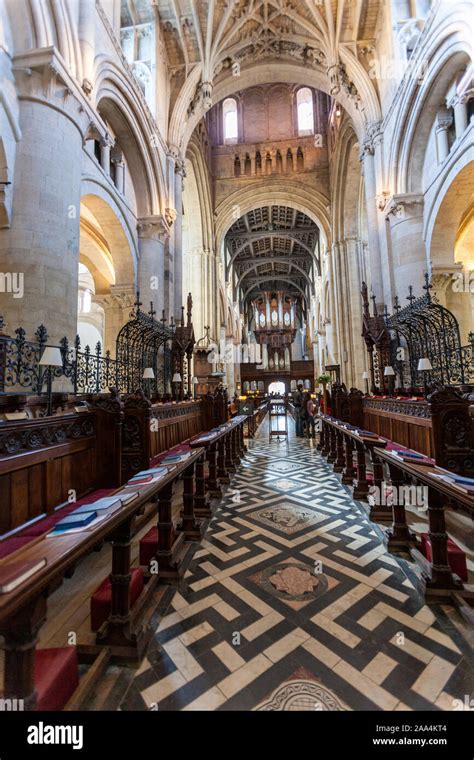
[215, 180, 331, 258]
[79, 189, 137, 354]
[427, 159, 474, 268]
[427, 159, 474, 343]
[388, 6, 473, 194]
[172, 60, 379, 156]
[94, 59, 167, 216]
[80, 181, 138, 284]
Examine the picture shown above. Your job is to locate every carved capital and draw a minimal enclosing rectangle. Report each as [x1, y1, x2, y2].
[384, 193, 424, 220]
[137, 215, 170, 241]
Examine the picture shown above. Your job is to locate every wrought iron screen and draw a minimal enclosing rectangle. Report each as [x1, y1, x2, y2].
[384, 277, 473, 386]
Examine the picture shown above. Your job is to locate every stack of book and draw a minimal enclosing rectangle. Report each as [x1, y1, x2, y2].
[391, 449, 433, 466]
[354, 429, 381, 439]
[431, 472, 474, 495]
[126, 467, 169, 486]
[48, 510, 112, 536]
[160, 451, 192, 465]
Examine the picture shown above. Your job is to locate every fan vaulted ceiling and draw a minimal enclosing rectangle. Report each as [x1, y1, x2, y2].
[122, 0, 383, 141]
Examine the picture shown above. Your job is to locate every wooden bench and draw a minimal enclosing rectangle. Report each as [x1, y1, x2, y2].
[189, 415, 247, 504]
[0, 444, 205, 709]
[374, 447, 473, 613]
[362, 386, 473, 475]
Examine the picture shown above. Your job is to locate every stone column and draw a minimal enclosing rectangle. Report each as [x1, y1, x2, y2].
[0, 63, 83, 342]
[100, 134, 113, 175]
[385, 194, 426, 297]
[173, 158, 186, 319]
[78, 0, 95, 95]
[113, 158, 125, 194]
[360, 138, 384, 306]
[94, 288, 135, 357]
[137, 216, 169, 319]
[452, 95, 468, 139]
[435, 109, 452, 164]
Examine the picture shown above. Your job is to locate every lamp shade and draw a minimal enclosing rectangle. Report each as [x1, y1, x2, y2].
[384, 365, 395, 377]
[192, 376, 199, 385]
[172, 373, 182, 383]
[142, 367, 155, 379]
[417, 357, 432, 371]
[362, 371, 369, 380]
[39, 346, 63, 367]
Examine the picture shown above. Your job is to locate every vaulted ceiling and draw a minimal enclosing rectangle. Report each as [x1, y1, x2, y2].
[153, 0, 382, 72]
[225, 205, 320, 307]
[130, 0, 383, 147]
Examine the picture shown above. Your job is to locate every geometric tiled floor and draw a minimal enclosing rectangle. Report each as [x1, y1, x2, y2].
[120, 420, 474, 711]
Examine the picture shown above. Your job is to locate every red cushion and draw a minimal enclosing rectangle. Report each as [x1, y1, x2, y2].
[421, 532, 468, 582]
[20, 488, 116, 537]
[35, 647, 79, 711]
[139, 525, 177, 567]
[90, 567, 144, 631]
[0, 536, 33, 560]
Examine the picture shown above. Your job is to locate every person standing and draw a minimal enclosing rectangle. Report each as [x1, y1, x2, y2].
[293, 383, 304, 437]
[305, 393, 316, 438]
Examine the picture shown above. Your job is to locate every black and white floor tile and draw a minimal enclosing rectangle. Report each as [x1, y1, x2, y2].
[120, 418, 474, 712]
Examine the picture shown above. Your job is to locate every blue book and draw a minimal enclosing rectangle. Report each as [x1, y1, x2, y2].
[54, 511, 98, 531]
[161, 452, 191, 463]
[74, 497, 122, 514]
[134, 467, 168, 477]
[393, 450, 425, 459]
[441, 474, 474, 485]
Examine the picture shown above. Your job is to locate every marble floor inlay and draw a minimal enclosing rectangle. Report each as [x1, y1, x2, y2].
[120, 417, 474, 712]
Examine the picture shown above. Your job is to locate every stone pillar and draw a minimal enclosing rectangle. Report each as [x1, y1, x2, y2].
[360, 138, 384, 306]
[452, 96, 468, 139]
[100, 135, 113, 175]
[250, 153, 256, 175]
[173, 158, 186, 319]
[94, 287, 135, 357]
[78, 0, 95, 94]
[435, 109, 452, 163]
[113, 159, 125, 194]
[137, 216, 169, 318]
[385, 194, 426, 297]
[0, 65, 82, 341]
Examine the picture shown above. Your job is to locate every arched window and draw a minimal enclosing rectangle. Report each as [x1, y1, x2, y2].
[223, 98, 238, 143]
[296, 88, 314, 135]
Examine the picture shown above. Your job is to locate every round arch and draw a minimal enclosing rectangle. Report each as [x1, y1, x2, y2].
[80, 190, 137, 288]
[172, 60, 379, 155]
[387, 9, 473, 194]
[426, 159, 474, 267]
[215, 181, 331, 257]
[94, 58, 167, 216]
